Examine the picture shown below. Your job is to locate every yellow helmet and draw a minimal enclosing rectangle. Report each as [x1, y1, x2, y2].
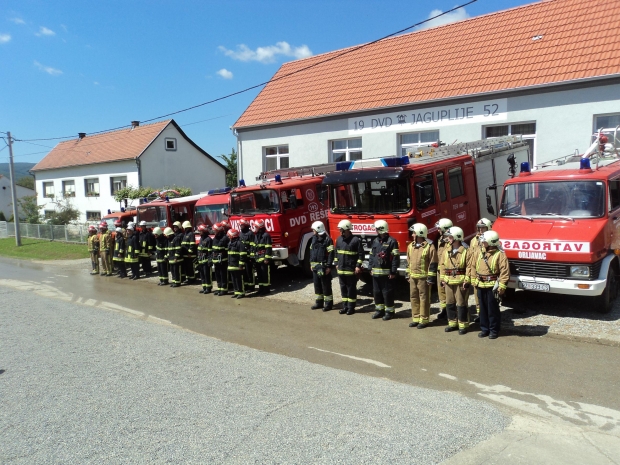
[153, 227, 163, 236]
[182, 220, 192, 229]
[408, 223, 428, 238]
[164, 227, 174, 237]
[172, 221, 182, 228]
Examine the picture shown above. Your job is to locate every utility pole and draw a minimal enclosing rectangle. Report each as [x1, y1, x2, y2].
[7, 132, 22, 246]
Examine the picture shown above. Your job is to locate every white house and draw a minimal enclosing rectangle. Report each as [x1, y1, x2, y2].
[233, 0, 620, 183]
[0, 175, 35, 220]
[32, 120, 228, 222]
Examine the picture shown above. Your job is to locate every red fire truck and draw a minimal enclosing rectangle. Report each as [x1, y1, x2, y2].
[102, 208, 137, 229]
[493, 128, 620, 312]
[321, 136, 530, 276]
[193, 187, 231, 230]
[136, 191, 207, 229]
[228, 167, 332, 276]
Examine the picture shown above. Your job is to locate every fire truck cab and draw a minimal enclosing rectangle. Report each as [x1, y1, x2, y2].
[136, 193, 206, 229]
[193, 187, 231, 230]
[493, 129, 620, 312]
[101, 208, 137, 229]
[228, 169, 330, 276]
[323, 136, 530, 276]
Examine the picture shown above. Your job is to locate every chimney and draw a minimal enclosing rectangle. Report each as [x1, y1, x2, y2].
[131, 121, 140, 128]
[78, 132, 86, 140]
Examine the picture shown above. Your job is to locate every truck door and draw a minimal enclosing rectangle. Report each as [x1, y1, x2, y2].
[435, 169, 451, 225]
[447, 164, 477, 238]
[609, 178, 620, 250]
[413, 173, 438, 231]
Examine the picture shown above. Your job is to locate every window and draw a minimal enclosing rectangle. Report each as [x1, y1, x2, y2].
[44, 210, 54, 219]
[448, 167, 465, 198]
[165, 138, 177, 151]
[137, 206, 168, 227]
[86, 211, 101, 221]
[485, 122, 536, 162]
[609, 180, 620, 211]
[43, 182, 54, 198]
[62, 180, 75, 197]
[231, 190, 280, 214]
[280, 188, 304, 210]
[330, 139, 362, 163]
[400, 131, 439, 157]
[595, 114, 620, 131]
[330, 179, 411, 214]
[265, 145, 289, 171]
[85, 178, 100, 197]
[111, 176, 127, 195]
[436, 171, 447, 202]
[414, 174, 435, 210]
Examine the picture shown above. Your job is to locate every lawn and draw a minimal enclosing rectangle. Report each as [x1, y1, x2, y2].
[0, 238, 90, 260]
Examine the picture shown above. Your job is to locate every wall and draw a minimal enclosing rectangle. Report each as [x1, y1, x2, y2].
[140, 124, 227, 195]
[237, 81, 620, 184]
[34, 160, 139, 222]
[0, 176, 35, 219]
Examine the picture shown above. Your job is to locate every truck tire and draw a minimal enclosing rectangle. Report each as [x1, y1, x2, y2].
[302, 242, 313, 278]
[595, 265, 618, 314]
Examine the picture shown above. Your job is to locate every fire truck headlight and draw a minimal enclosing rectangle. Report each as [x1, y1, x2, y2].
[570, 265, 590, 278]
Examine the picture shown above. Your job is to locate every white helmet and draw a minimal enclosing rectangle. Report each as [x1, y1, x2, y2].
[435, 218, 453, 233]
[115, 227, 122, 233]
[482, 230, 501, 247]
[153, 227, 163, 235]
[476, 218, 492, 230]
[446, 226, 464, 242]
[374, 220, 389, 234]
[127, 221, 135, 229]
[182, 220, 192, 229]
[337, 219, 353, 231]
[139, 220, 147, 226]
[127, 225, 135, 231]
[164, 227, 174, 237]
[312, 221, 326, 235]
[408, 223, 428, 238]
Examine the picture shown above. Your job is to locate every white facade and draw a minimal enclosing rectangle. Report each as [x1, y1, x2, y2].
[236, 81, 620, 183]
[0, 175, 36, 220]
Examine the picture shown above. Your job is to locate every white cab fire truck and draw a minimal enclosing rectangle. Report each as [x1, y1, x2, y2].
[493, 128, 620, 312]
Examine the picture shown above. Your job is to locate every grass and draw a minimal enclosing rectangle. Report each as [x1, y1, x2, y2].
[0, 238, 90, 260]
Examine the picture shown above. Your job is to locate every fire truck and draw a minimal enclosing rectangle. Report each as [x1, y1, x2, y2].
[321, 136, 530, 276]
[493, 128, 620, 313]
[193, 187, 231, 243]
[228, 168, 332, 276]
[136, 191, 206, 229]
[101, 208, 137, 229]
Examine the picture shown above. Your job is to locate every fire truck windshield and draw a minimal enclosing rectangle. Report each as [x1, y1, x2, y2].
[500, 181, 605, 219]
[231, 190, 280, 214]
[137, 206, 168, 227]
[194, 204, 227, 227]
[329, 179, 411, 214]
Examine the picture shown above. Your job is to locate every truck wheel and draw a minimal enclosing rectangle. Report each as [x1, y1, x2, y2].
[595, 265, 618, 314]
[302, 242, 312, 278]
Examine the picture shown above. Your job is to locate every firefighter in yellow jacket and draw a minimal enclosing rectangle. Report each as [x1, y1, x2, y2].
[469, 218, 492, 322]
[98, 221, 114, 276]
[87, 225, 99, 275]
[434, 218, 453, 320]
[439, 226, 473, 335]
[406, 223, 438, 329]
[469, 230, 510, 339]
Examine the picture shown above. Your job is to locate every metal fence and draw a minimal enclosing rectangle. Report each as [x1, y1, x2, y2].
[0, 221, 88, 243]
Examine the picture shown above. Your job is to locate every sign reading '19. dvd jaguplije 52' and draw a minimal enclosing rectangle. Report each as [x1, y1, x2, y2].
[348, 98, 507, 134]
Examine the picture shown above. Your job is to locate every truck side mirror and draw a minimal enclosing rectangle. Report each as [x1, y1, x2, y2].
[486, 194, 495, 215]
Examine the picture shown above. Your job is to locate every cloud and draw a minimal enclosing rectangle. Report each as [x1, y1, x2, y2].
[34, 60, 62, 76]
[216, 68, 233, 79]
[219, 41, 313, 64]
[419, 8, 470, 30]
[0, 33, 10, 44]
[35, 26, 55, 37]
[9, 17, 25, 25]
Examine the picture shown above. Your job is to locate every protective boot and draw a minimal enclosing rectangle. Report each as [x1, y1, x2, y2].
[372, 310, 385, 319]
[311, 300, 324, 310]
[346, 303, 355, 315]
[323, 301, 333, 312]
[382, 311, 393, 321]
[457, 306, 469, 335]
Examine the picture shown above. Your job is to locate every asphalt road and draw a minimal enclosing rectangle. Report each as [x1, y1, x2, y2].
[1, 257, 620, 463]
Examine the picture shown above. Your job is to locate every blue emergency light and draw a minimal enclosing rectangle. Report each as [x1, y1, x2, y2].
[238, 179, 246, 187]
[381, 156, 410, 167]
[580, 158, 591, 171]
[207, 187, 233, 195]
[107, 209, 111, 214]
[120, 207, 125, 212]
[520, 162, 530, 173]
[336, 161, 354, 171]
[165, 196, 169, 202]
[275, 174, 283, 183]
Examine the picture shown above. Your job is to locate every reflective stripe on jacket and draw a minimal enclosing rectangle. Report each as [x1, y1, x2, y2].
[309, 234, 334, 268]
[254, 230, 272, 262]
[125, 234, 140, 263]
[197, 235, 213, 265]
[334, 235, 364, 274]
[212, 233, 230, 264]
[113, 236, 125, 261]
[468, 248, 510, 290]
[439, 245, 471, 285]
[407, 240, 438, 278]
[228, 237, 246, 270]
[240, 228, 256, 259]
[368, 235, 399, 276]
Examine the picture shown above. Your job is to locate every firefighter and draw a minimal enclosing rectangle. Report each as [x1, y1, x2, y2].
[98, 221, 113, 276]
[221, 220, 231, 232]
[406, 223, 438, 329]
[334, 219, 364, 315]
[181, 220, 197, 283]
[434, 218, 453, 319]
[172, 221, 185, 283]
[211, 222, 230, 295]
[227, 228, 246, 299]
[309, 221, 335, 311]
[125, 224, 141, 280]
[113, 227, 127, 278]
[87, 225, 100, 275]
[165, 227, 181, 287]
[469, 230, 510, 339]
[138, 220, 155, 275]
[239, 219, 256, 293]
[196, 223, 213, 294]
[470, 218, 493, 323]
[254, 219, 273, 295]
[154, 227, 169, 286]
[112, 219, 123, 275]
[369, 220, 399, 321]
[439, 226, 472, 335]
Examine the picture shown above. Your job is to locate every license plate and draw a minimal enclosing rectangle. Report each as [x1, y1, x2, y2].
[518, 281, 550, 292]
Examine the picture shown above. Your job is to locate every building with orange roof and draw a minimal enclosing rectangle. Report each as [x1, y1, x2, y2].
[32, 120, 227, 223]
[233, 0, 620, 183]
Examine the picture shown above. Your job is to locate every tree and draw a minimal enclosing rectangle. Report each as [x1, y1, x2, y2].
[16, 176, 35, 190]
[113, 185, 192, 203]
[220, 148, 237, 188]
[0, 211, 6, 222]
[47, 194, 80, 225]
[16, 195, 41, 223]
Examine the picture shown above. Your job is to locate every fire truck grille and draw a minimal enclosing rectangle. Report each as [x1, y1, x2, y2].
[270, 233, 282, 248]
[509, 260, 602, 281]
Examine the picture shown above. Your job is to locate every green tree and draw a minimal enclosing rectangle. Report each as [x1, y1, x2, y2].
[220, 148, 237, 188]
[113, 185, 192, 203]
[16, 176, 35, 190]
[0, 211, 6, 222]
[47, 194, 80, 225]
[16, 195, 42, 223]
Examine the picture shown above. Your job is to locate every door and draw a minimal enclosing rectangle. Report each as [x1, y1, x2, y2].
[434, 169, 451, 230]
[447, 164, 476, 238]
[413, 173, 438, 232]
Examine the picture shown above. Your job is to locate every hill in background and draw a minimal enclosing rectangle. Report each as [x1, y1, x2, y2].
[0, 163, 36, 181]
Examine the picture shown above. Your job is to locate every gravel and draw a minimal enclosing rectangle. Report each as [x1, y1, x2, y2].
[0, 285, 509, 465]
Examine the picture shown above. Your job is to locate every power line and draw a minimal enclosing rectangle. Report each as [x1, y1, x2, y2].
[14, 1, 476, 142]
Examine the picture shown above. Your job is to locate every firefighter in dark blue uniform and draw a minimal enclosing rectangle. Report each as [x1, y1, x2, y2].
[196, 223, 213, 294]
[369, 220, 400, 321]
[334, 219, 364, 315]
[254, 219, 272, 295]
[309, 220, 335, 311]
[238, 218, 256, 293]
[211, 222, 230, 295]
[181, 220, 197, 283]
[154, 227, 169, 285]
[227, 228, 247, 298]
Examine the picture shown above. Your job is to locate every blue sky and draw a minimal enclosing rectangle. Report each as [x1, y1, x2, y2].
[1, 0, 533, 166]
